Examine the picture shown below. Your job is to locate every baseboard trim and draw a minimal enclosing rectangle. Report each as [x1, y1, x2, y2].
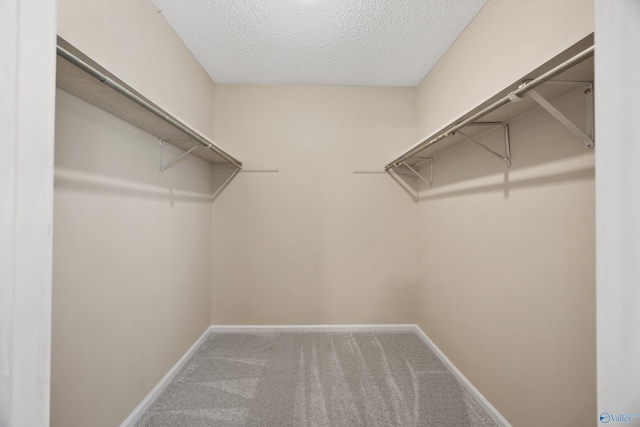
[119, 326, 212, 427]
[209, 324, 417, 333]
[412, 325, 512, 427]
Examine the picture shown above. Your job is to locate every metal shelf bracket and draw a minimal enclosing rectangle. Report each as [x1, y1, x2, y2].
[401, 158, 433, 187]
[159, 138, 200, 175]
[457, 123, 512, 168]
[526, 81, 594, 149]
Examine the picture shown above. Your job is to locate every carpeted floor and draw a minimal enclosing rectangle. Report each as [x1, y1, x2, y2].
[135, 332, 498, 427]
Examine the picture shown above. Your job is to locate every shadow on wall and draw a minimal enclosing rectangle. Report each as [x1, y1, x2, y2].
[409, 87, 595, 200]
[387, 169, 420, 200]
[212, 166, 240, 202]
[54, 168, 214, 205]
[417, 167, 593, 202]
[54, 89, 215, 198]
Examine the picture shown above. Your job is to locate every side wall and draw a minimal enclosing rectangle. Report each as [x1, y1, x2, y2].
[415, 1, 595, 426]
[52, 90, 214, 427]
[417, 91, 595, 427]
[211, 85, 418, 325]
[54, 3, 219, 425]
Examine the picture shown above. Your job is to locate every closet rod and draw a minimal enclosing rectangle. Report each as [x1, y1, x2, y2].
[385, 45, 594, 171]
[56, 45, 242, 169]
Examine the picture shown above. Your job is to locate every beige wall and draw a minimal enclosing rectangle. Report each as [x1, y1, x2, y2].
[211, 84, 418, 325]
[54, 3, 219, 425]
[417, 91, 595, 427]
[57, 0, 216, 140]
[52, 89, 214, 427]
[415, 1, 595, 426]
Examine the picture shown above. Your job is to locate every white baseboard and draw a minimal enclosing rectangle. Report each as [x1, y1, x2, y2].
[209, 324, 417, 333]
[122, 324, 510, 427]
[119, 326, 212, 427]
[412, 325, 512, 427]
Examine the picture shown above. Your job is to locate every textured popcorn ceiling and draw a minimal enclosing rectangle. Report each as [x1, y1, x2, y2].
[151, 0, 487, 86]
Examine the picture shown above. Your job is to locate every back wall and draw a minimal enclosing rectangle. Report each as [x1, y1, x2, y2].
[211, 85, 419, 325]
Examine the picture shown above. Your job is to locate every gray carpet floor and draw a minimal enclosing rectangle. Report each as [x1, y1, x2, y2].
[135, 332, 498, 427]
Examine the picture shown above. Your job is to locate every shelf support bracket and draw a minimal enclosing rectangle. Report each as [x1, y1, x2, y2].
[527, 84, 594, 149]
[159, 138, 200, 175]
[457, 123, 511, 168]
[401, 158, 432, 187]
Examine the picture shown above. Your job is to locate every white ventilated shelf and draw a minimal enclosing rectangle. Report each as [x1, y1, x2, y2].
[56, 37, 241, 167]
[389, 36, 594, 169]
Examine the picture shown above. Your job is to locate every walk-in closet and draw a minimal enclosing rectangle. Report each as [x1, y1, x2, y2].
[2, 1, 638, 426]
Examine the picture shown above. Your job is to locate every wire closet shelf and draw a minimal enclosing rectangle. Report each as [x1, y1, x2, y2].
[385, 45, 595, 172]
[56, 44, 243, 171]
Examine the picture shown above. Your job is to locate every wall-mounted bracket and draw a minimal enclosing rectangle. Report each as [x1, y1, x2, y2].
[526, 81, 594, 149]
[159, 138, 200, 175]
[456, 123, 511, 168]
[401, 158, 432, 187]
